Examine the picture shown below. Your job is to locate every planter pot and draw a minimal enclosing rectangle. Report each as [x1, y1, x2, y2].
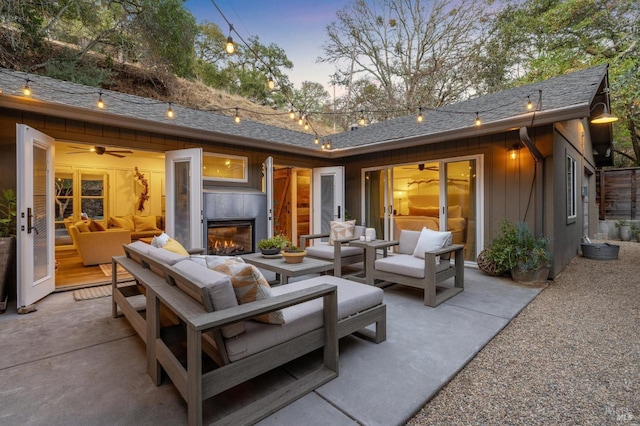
[260, 248, 281, 256]
[581, 243, 619, 260]
[0, 236, 16, 310]
[619, 225, 633, 241]
[282, 250, 307, 264]
[510, 266, 549, 284]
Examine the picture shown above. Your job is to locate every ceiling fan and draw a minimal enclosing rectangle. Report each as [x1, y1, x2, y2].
[401, 163, 439, 171]
[67, 145, 133, 158]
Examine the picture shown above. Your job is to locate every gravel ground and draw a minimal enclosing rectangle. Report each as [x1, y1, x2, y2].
[407, 241, 639, 426]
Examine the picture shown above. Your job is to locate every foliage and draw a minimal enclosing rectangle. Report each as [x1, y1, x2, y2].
[319, 0, 492, 129]
[257, 234, 290, 251]
[0, 189, 17, 238]
[479, 0, 640, 166]
[485, 219, 552, 272]
[283, 244, 304, 253]
[615, 219, 630, 228]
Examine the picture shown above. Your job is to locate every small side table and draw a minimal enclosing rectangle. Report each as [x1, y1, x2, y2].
[349, 239, 396, 285]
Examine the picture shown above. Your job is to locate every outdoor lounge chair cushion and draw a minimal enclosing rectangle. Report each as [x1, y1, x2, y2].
[145, 244, 189, 266]
[412, 228, 452, 259]
[305, 244, 364, 260]
[173, 259, 245, 338]
[212, 261, 286, 325]
[224, 275, 383, 362]
[375, 253, 451, 278]
[328, 220, 356, 245]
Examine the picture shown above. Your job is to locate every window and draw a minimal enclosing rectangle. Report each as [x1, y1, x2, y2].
[80, 172, 107, 220]
[202, 153, 247, 182]
[566, 154, 577, 222]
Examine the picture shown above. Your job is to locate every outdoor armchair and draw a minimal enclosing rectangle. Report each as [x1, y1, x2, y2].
[300, 224, 366, 277]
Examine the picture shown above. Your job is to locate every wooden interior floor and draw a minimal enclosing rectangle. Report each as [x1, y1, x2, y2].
[55, 247, 132, 291]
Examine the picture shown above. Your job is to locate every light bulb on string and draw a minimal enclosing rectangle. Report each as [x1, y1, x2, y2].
[359, 110, 365, 126]
[417, 107, 423, 123]
[23, 79, 31, 96]
[298, 115, 303, 126]
[304, 121, 309, 131]
[314, 135, 319, 145]
[225, 24, 235, 54]
[97, 91, 104, 109]
[267, 76, 275, 91]
[166, 102, 174, 118]
[526, 96, 534, 110]
[234, 108, 240, 124]
[475, 112, 481, 126]
[289, 107, 295, 120]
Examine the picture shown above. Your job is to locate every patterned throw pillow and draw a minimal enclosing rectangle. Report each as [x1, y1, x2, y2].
[212, 262, 285, 325]
[328, 220, 356, 246]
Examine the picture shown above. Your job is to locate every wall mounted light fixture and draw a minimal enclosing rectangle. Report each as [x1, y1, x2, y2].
[590, 102, 618, 124]
[509, 143, 521, 160]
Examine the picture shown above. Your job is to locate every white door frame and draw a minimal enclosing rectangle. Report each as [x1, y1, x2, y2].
[165, 148, 203, 249]
[312, 166, 345, 234]
[16, 124, 56, 307]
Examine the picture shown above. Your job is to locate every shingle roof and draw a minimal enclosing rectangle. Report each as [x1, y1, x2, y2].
[0, 64, 608, 158]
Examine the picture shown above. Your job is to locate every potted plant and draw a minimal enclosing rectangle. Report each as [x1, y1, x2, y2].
[281, 243, 307, 264]
[0, 189, 17, 311]
[485, 219, 552, 283]
[616, 219, 633, 241]
[257, 234, 289, 256]
[632, 223, 640, 242]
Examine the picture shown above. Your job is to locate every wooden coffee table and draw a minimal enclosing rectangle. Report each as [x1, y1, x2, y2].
[241, 252, 334, 285]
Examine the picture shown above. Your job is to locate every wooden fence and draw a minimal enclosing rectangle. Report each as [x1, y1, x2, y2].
[596, 167, 640, 220]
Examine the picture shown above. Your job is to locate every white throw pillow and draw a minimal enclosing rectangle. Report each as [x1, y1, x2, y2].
[412, 227, 452, 259]
[151, 232, 170, 248]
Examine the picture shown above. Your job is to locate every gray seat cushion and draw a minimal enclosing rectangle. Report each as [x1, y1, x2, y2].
[375, 254, 450, 278]
[224, 276, 383, 362]
[306, 243, 363, 260]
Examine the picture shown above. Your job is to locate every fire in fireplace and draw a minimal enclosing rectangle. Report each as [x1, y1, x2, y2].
[207, 220, 254, 256]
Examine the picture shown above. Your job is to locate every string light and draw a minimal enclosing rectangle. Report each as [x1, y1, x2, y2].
[314, 135, 319, 144]
[97, 91, 104, 109]
[166, 102, 174, 118]
[526, 96, 533, 110]
[23, 79, 31, 96]
[288, 107, 295, 120]
[417, 107, 423, 123]
[359, 110, 365, 126]
[234, 108, 240, 123]
[304, 120, 309, 131]
[267, 75, 275, 91]
[298, 115, 303, 126]
[225, 24, 235, 54]
[475, 112, 481, 126]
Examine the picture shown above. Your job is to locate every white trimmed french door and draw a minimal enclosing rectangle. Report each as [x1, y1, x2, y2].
[312, 166, 345, 235]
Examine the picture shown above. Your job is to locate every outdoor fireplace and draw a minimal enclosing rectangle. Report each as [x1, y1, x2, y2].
[207, 220, 254, 256]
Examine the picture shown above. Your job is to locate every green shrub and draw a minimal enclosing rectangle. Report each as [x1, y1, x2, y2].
[485, 219, 552, 272]
[257, 234, 289, 250]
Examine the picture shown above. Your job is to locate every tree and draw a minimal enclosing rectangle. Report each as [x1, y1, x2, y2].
[319, 0, 492, 126]
[480, 0, 640, 166]
[292, 81, 330, 120]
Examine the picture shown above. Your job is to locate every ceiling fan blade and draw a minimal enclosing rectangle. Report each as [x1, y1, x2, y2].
[107, 150, 133, 154]
[66, 151, 89, 154]
[68, 145, 90, 151]
[106, 152, 126, 158]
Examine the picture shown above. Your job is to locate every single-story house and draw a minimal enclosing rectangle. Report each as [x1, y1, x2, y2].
[0, 64, 615, 307]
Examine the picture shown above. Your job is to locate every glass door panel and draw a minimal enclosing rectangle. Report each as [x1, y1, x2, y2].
[445, 160, 476, 261]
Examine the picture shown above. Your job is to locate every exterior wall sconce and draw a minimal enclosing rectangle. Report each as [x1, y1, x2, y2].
[509, 143, 521, 160]
[590, 102, 618, 124]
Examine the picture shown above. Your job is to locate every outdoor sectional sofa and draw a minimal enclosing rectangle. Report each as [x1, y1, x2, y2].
[112, 241, 386, 426]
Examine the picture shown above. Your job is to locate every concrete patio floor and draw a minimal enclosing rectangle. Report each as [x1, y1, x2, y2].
[0, 267, 542, 425]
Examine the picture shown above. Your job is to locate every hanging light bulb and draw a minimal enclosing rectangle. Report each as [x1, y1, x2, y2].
[417, 107, 424, 123]
[225, 24, 235, 54]
[326, 141, 331, 149]
[526, 96, 534, 110]
[304, 120, 309, 131]
[475, 112, 481, 126]
[298, 115, 303, 126]
[314, 135, 319, 145]
[234, 108, 240, 124]
[289, 107, 295, 120]
[267, 75, 275, 91]
[97, 91, 105, 109]
[23, 79, 31, 96]
[359, 110, 365, 126]
[166, 102, 174, 118]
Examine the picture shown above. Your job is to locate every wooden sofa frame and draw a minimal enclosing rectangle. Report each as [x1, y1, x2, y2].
[112, 245, 386, 425]
[369, 240, 465, 307]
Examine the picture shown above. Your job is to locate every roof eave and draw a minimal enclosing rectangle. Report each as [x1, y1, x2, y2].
[328, 104, 592, 158]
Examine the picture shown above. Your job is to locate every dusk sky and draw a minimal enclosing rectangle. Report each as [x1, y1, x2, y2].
[184, 0, 350, 93]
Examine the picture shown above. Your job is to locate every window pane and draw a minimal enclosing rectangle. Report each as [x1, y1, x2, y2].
[82, 199, 104, 220]
[203, 154, 247, 181]
[81, 175, 104, 196]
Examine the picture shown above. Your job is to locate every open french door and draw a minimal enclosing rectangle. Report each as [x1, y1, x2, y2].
[16, 125, 55, 308]
[312, 166, 345, 235]
[264, 156, 274, 238]
[165, 148, 203, 249]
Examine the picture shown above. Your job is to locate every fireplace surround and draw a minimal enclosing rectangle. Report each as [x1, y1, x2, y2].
[203, 189, 267, 255]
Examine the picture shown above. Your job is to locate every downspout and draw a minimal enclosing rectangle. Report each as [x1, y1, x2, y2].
[519, 127, 545, 236]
